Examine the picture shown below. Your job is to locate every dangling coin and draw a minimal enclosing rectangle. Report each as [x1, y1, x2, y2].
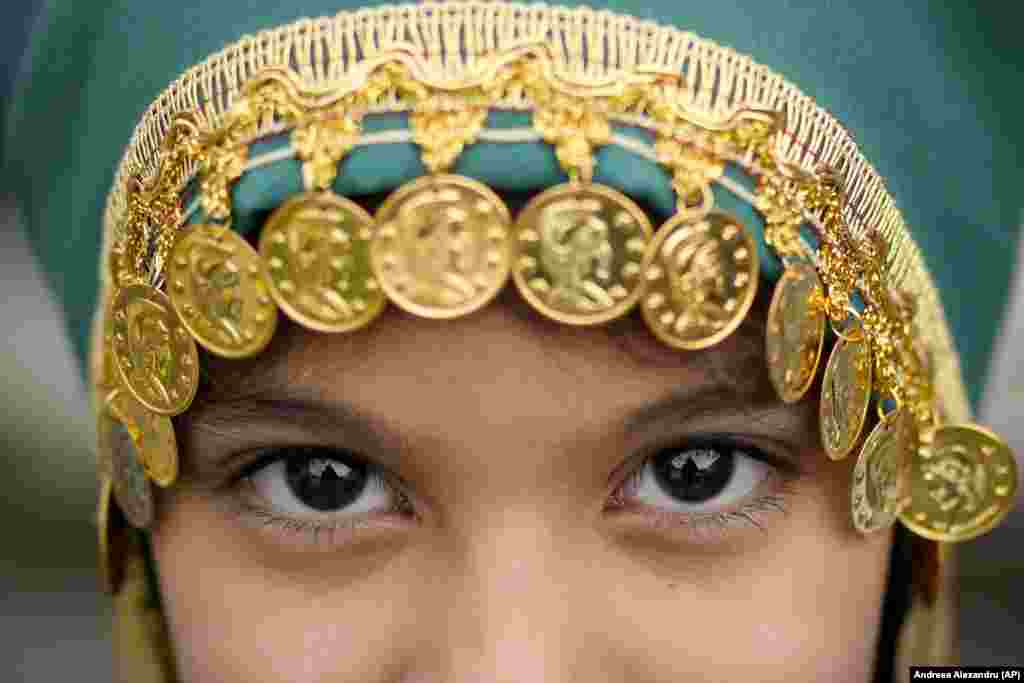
[898, 423, 1018, 542]
[261, 192, 385, 332]
[107, 389, 179, 488]
[110, 284, 199, 416]
[513, 183, 652, 325]
[820, 336, 873, 460]
[372, 175, 513, 319]
[766, 265, 826, 403]
[106, 394, 155, 529]
[640, 211, 759, 349]
[167, 224, 278, 358]
[852, 409, 911, 534]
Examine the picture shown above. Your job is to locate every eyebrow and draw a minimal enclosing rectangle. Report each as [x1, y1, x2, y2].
[175, 386, 410, 481]
[176, 295, 790, 476]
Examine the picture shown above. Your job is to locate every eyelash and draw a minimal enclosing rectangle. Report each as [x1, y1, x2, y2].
[230, 438, 792, 548]
[231, 450, 414, 550]
[604, 437, 792, 538]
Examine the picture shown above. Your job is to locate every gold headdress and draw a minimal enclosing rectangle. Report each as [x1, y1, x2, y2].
[90, 2, 1017, 677]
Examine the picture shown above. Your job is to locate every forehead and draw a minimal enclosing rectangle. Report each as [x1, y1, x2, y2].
[194, 286, 775, 417]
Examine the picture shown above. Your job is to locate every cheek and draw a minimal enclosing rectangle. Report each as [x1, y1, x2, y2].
[605, 469, 892, 683]
[613, 544, 890, 680]
[150, 490, 423, 682]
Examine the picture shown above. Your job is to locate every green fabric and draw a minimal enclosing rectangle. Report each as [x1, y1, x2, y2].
[5, 0, 1022, 409]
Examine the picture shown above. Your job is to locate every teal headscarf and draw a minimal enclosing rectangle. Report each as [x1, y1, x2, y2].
[5, 0, 1023, 409]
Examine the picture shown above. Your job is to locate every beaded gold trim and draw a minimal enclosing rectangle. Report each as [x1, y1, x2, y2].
[92, 2, 1022, 559]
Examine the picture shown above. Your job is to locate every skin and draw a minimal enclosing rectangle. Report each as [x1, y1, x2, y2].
[151, 287, 893, 683]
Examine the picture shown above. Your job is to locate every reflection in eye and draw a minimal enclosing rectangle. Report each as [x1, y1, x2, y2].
[613, 440, 785, 526]
[244, 447, 405, 518]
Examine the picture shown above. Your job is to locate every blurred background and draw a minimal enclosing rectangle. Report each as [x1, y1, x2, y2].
[1, 2, 1022, 681]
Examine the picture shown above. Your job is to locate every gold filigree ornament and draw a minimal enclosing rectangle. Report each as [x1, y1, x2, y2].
[898, 424, 1018, 542]
[167, 224, 278, 358]
[371, 95, 513, 319]
[110, 283, 199, 416]
[765, 264, 827, 403]
[260, 82, 387, 333]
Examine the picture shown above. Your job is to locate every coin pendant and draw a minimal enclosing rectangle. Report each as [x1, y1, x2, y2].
[766, 265, 826, 403]
[167, 224, 278, 358]
[261, 192, 385, 332]
[513, 183, 652, 325]
[110, 284, 199, 416]
[852, 409, 911, 534]
[898, 423, 1018, 542]
[820, 337, 873, 460]
[372, 175, 513, 319]
[640, 211, 759, 349]
[107, 389, 179, 488]
[106, 394, 155, 528]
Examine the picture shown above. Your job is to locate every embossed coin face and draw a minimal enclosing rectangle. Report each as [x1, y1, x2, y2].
[372, 175, 513, 319]
[765, 265, 826, 403]
[513, 183, 652, 325]
[105, 395, 155, 529]
[852, 410, 910, 534]
[820, 337, 873, 460]
[261, 192, 385, 332]
[110, 284, 199, 416]
[167, 224, 279, 357]
[107, 389, 179, 488]
[640, 211, 759, 349]
[899, 423, 1018, 542]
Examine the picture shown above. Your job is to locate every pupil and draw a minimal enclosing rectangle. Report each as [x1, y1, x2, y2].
[652, 447, 735, 503]
[285, 450, 368, 512]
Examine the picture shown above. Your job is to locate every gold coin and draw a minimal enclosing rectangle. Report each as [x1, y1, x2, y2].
[110, 284, 199, 416]
[513, 183, 652, 325]
[105, 394, 155, 529]
[898, 423, 1019, 542]
[852, 409, 910, 534]
[820, 337, 873, 460]
[167, 224, 279, 358]
[261, 192, 385, 332]
[640, 211, 759, 349]
[372, 175, 513, 319]
[107, 388, 179, 488]
[765, 265, 826, 403]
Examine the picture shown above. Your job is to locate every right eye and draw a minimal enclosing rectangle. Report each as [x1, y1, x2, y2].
[244, 446, 404, 518]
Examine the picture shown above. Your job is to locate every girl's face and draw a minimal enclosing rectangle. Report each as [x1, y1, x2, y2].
[152, 289, 892, 682]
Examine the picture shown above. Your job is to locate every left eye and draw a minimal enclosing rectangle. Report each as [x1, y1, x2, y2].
[246, 447, 400, 517]
[619, 441, 773, 514]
